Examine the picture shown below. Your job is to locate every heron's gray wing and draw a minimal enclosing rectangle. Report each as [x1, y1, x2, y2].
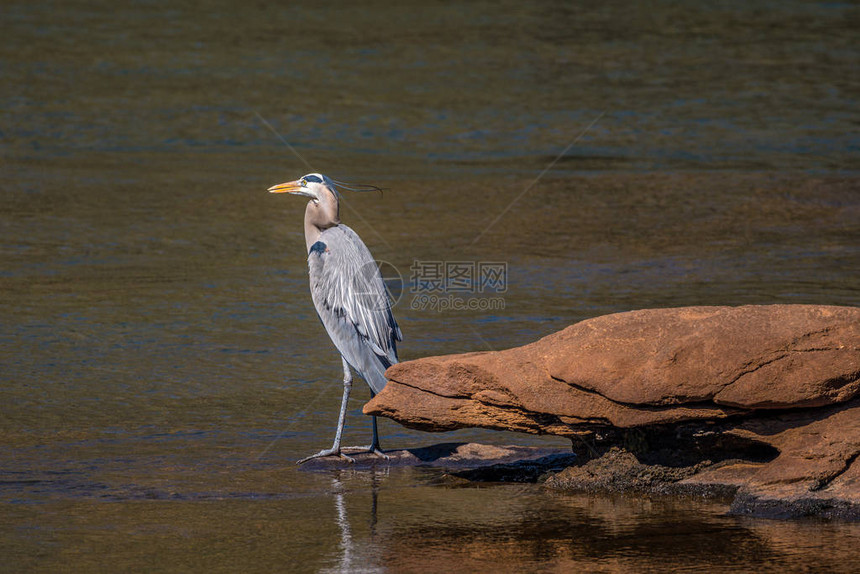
[307, 225, 401, 393]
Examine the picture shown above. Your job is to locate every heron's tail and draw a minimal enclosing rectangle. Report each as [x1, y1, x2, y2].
[363, 352, 396, 395]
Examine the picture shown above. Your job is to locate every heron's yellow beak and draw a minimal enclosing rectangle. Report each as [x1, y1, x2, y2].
[267, 180, 304, 194]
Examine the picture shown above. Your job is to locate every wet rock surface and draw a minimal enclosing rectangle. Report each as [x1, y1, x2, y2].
[364, 305, 860, 519]
[296, 442, 576, 473]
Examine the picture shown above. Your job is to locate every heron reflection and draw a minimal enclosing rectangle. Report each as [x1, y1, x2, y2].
[323, 472, 385, 574]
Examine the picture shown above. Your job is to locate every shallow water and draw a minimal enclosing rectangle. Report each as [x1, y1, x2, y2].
[2, 0, 859, 571]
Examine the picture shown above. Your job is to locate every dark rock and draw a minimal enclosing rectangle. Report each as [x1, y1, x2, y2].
[545, 447, 708, 494]
[296, 442, 575, 472]
[450, 453, 579, 483]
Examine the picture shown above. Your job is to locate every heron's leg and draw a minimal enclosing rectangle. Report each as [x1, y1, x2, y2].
[368, 388, 388, 459]
[341, 389, 389, 460]
[297, 357, 355, 465]
[368, 414, 389, 460]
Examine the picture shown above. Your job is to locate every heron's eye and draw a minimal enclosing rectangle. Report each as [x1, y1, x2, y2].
[300, 179, 307, 187]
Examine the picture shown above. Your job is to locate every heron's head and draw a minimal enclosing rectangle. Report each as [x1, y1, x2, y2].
[267, 173, 337, 203]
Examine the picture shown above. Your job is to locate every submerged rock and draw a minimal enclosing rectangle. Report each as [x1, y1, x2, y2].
[543, 399, 860, 520]
[296, 442, 575, 473]
[364, 305, 860, 519]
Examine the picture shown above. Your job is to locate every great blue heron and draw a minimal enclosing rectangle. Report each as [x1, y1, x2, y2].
[269, 173, 402, 464]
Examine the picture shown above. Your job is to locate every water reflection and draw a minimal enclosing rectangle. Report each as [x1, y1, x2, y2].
[322, 472, 386, 574]
[312, 470, 860, 573]
[327, 477, 356, 574]
[383, 493, 758, 570]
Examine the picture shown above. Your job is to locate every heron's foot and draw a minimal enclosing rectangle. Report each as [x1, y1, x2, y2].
[296, 447, 355, 465]
[371, 447, 390, 460]
[341, 445, 390, 460]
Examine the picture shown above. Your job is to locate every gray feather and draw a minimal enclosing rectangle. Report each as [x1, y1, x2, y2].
[308, 225, 401, 394]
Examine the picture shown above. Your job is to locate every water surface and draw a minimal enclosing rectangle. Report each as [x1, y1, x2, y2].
[2, 0, 859, 571]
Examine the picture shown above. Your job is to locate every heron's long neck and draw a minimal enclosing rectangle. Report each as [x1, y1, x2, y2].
[304, 187, 340, 252]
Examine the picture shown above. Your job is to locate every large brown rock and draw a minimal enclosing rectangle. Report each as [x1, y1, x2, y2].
[364, 304, 860, 518]
[367, 305, 859, 433]
[696, 399, 860, 518]
[546, 305, 860, 409]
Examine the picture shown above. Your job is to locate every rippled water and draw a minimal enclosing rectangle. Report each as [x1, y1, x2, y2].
[2, 0, 859, 571]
